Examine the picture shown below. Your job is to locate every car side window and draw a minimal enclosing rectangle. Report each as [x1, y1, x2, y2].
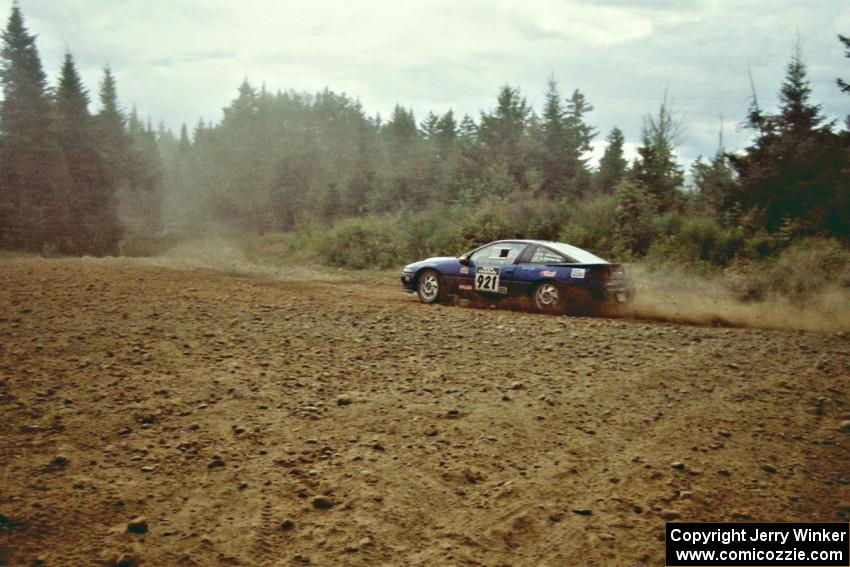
[529, 246, 566, 264]
[470, 243, 526, 265]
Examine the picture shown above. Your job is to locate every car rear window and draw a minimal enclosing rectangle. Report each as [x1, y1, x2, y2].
[530, 247, 566, 264]
[546, 242, 608, 264]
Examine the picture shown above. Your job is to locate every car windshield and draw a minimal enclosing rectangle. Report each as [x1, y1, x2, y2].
[546, 242, 608, 264]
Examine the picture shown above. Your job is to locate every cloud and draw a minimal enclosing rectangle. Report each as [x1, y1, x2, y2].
[497, 0, 656, 46]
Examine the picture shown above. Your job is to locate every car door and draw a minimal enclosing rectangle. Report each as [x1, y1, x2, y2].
[467, 242, 528, 298]
[514, 245, 569, 294]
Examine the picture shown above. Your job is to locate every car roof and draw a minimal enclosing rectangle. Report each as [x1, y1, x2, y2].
[490, 239, 557, 245]
[485, 239, 609, 264]
[486, 239, 581, 248]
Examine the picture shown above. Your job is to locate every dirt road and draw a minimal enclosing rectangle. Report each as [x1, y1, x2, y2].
[1, 256, 848, 566]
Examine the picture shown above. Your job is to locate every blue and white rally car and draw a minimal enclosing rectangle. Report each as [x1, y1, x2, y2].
[400, 239, 634, 314]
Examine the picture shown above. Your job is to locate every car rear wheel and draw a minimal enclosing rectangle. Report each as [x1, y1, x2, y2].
[416, 269, 443, 304]
[533, 282, 566, 313]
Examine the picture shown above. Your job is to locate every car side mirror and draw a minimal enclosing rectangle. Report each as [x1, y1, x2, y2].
[459, 255, 470, 266]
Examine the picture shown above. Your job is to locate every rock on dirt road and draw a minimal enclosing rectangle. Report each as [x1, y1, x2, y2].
[0, 256, 848, 565]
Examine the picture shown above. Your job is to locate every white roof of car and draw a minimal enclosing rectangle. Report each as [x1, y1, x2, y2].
[494, 239, 609, 264]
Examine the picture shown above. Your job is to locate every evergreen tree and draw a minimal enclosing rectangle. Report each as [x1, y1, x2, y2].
[411, 109, 459, 205]
[55, 52, 88, 125]
[691, 141, 736, 216]
[836, 34, 850, 128]
[443, 113, 483, 203]
[730, 43, 847, 238]
[383, 105, 419, 150]
[538, 79, 568, 197]
[613, 179, 656, 257]
[777, 44, 827, 134]
[564, 89, 596, 197]
[419, 111, 439, 140]
[565, 89, 596, 157]
[55, 52, 120, 254]
[632, 95, 684, 212]
[154, 120, 178, 161]
[839, 34, 850, 92]
[534, 82, 596, 198]
[125, 108, 164, 231]
[458, 114, 478, 144]
[479, 86, 531, 186]
[226, 79, 258, 121]
[128, 108, 160, 187]
[154, 122, 184, 229]
[178, 123, 191, 154]
[0, 4, 71, 250]
[95, 65, 132, 188]
[98, 66, 125, 130]
[193, 118, 207, 142]
[596, 127, 628, 194]
[376, 105, 425, 209]
[434, 110, 457, 158]
[213, 79, 280, 229]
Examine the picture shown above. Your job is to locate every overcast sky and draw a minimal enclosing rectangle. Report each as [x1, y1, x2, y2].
[10, 0, 850, 165]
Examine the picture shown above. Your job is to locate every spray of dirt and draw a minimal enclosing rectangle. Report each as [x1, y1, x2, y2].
[622, 264, 850, 332]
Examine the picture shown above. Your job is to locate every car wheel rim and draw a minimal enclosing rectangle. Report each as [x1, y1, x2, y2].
[419, 274, 439, 301]
[535, 284, 559, 309]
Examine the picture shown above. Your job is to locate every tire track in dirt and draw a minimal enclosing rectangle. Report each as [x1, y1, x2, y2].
[250, 499, 278, 563]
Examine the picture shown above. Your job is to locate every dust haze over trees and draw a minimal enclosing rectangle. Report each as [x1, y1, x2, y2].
[0, 3, 849, 269]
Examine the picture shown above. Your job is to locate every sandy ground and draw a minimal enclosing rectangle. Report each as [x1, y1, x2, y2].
[1, 254, 849, 566]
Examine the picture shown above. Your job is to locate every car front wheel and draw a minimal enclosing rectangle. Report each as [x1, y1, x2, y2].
[533, 282, 566, 313]
[416, 269, 443, 304]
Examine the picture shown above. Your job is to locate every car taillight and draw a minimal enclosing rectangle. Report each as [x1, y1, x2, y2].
[587, 266, 609, 280]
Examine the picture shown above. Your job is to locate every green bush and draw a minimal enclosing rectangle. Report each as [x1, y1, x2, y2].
[559, 195, 619, 259]
[741, 233, 782, 260]
[645, 215, 744, 271]
[244, 224, 326, 265]
[612, 180, 657, 259]
[399, 206, 465, 260]
[455, 194, 565, 251]
[248, 193, 577, 269]
[317, 216, 404, 269]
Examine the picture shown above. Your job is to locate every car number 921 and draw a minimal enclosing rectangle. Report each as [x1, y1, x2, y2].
[475, 266, 501, 293]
